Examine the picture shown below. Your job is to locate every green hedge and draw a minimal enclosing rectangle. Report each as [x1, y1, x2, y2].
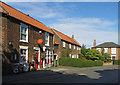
[59, 57, 103, 67]
[113, 60, 120, 65]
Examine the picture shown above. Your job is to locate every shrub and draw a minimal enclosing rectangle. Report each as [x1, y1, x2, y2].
[113, 60, 120, 65]
[59, 57, 103, 67]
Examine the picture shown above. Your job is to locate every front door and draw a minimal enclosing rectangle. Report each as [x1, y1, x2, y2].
[34, 47, 40, 69]
[35, 53, 39, 69]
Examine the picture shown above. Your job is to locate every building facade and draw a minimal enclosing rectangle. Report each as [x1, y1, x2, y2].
[1, 2, 54, 73]
[49, 28, 81, 65]
[92, 40, 120, 60]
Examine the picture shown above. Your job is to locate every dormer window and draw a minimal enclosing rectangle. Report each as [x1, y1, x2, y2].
[20, 23, 28, 42]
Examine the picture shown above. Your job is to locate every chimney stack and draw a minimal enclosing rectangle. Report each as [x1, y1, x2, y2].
[93, 40, 96, 47]
[72, 35, 74, 39]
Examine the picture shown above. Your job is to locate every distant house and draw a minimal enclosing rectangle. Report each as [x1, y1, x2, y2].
[48, 27, 81, 65]
[92, 40, 120, 60]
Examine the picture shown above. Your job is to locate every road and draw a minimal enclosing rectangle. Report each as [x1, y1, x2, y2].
[2, 65, 119, 83]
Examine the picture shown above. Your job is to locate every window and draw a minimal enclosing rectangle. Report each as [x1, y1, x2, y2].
[20, 23, 28, 42]
[111, 55, 116, 60]
[69, 54, 71, 58]
[45, 32, 49, 46]
[97, 48, 101, 52]
[74, 45, 76, 49]
[19, 46, 28, 63]
[111, 48, 116, 54]
[63, 41, 65, 48]
[69, 44, 71, 49]
[77, 47, 79, 50]
[104, 48, 108, 53]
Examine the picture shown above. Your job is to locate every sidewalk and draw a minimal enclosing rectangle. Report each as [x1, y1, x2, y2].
[48, 65, 119, 74]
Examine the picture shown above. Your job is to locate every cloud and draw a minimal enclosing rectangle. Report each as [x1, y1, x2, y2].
[2, 0, 120, 2]
[7, 2, 64, 19]
[50, 17, 118, 48]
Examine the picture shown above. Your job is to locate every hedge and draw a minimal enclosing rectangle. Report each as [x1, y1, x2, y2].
[113, 60, 120, 65]
[59, 57, 103, 67]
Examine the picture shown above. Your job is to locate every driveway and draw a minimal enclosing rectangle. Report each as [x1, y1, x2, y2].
[2, 65, 119, 83]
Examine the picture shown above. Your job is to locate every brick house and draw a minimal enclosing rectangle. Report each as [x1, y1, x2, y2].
[48, 27, 81, 65]
[92, 40, 120, 60]
[1, 2, 54, 73]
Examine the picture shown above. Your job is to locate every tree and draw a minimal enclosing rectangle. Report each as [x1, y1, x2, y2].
[85, 49, 103, 61]
[81, 44, 90, 59]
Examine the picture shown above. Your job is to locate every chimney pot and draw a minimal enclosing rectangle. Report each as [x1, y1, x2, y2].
[93, 40, 96, 47]
[72, 35, 74, 39]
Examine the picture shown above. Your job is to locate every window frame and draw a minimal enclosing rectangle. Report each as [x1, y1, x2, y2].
[19, 46, 28, 63]
[74, 45, 76, 50]
[63, 41, 66, 48]
[111, 48, 116, 54]
[45, 32, 49, 46]
[69, 44, 71, 49]
[20, 23, 28, 42]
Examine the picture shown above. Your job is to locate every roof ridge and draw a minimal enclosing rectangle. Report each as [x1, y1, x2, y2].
[1, 1, 44, 25]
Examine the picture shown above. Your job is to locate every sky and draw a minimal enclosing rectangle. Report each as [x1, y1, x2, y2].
[5, 1, 118, 48]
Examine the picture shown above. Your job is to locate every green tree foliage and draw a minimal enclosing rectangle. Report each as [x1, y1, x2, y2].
[85, 49, 103, 61]
[81, 44, 90, 59]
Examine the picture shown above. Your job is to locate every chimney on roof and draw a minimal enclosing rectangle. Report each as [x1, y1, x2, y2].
[27, 14, 29, 16]
[72, 35, 74, 39]
[48, 26, 52, 29]
[93, 40, 96, 47]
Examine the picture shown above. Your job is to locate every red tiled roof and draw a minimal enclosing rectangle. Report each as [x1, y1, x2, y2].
[0, 2, 53, 34]
[53, 29, 81, 46]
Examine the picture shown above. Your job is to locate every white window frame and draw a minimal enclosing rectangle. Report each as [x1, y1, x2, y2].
[69, 44, 71, 49]
[20, 23, 28, 42]
[111, 55, 116, 60]
[97, 48, 101, 52]
[19, 46, 28, 63]
[111, 48, 116, 54]
[63, 41, 65, 48]
[69, 54, 71, 58]
[104, 48, 108, 53]
[45, 32, 49, 46]
[74, 45, 76, 49]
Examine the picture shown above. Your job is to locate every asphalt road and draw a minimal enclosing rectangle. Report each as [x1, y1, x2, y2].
[2, 65, 119, 83]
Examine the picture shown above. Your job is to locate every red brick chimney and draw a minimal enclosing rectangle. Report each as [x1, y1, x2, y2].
[72, 35, 74, 39]
[93, 40, 96, 47]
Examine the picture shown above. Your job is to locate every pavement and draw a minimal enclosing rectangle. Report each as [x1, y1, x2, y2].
[2, 65, 120, 83]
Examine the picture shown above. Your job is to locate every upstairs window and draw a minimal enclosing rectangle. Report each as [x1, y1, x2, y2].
[74, 45, 76, 49]
[63, 41, 65, 48]
[69, 44, 71, 49]
[97, 48, 101, 52]
[104, 48, 108, 53]
[111, 48, 116, 54]
[20, 23, 28, 42]
[45, 32, 49, 46]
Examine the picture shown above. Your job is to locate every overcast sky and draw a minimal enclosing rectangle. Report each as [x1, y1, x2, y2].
[4, 1, 118, 48]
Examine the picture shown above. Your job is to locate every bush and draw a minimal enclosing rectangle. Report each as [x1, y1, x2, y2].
[59, 57, 103, 67]
[113, 60, 120, 65]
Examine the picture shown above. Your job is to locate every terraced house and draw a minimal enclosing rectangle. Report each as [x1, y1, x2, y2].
[48, 27, 81, 65]
[92, 40, 120, 60]
[1, 2, 54, 73]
